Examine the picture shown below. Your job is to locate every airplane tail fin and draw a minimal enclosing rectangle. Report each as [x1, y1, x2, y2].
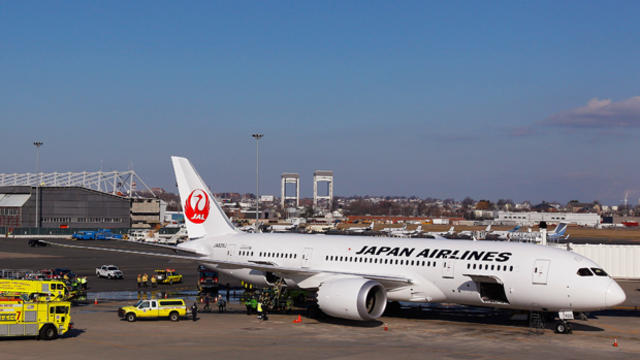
[552, 222, 568, 235]
[171, 156, 237, 239]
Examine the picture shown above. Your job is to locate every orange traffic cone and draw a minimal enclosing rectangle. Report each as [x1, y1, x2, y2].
[613, 338, 618, 347]
[94, 298, 98, 305]
[384, 324, 388, 331]
[293, 314, 302, 323]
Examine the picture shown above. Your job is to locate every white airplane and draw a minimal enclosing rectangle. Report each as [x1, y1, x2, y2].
[489, 225, 522, 240]
[49, 156, 626, 333]
[424, 226, 455, 237]
[457, 224, 492, 239]
[508, 223, 569, 243]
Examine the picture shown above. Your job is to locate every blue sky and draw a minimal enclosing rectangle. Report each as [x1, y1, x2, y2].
[1, 1, 639, 204]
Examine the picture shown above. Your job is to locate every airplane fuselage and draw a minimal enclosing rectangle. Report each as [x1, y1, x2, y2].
[180, 233, 625, 313]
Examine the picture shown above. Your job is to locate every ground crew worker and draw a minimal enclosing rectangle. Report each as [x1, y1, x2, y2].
[137, 274, 142, 289]
[285, 297, 293, 313]
[250, 296, 258, 315]
[81, 276, 88, 290]
[218, 295, 226, 313]
[244, 295, 252, 315]
[257, 301, 263, 320]
[142, 273, 149, 287]
[191, 302, 198, 321]
[151, 275, 157, 288]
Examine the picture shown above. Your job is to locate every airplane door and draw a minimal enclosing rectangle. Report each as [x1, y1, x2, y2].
[532, 259, 550, 285]
[442, 260, 454, 279]
[301, 247, 313, 268]
[227, 244, 236, 260]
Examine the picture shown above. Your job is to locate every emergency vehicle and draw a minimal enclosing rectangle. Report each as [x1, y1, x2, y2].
[153, 269, 183, 284]
[0, 296, 71, 339]
[118, 298, 187, 322]
[0, 279, 68, 300]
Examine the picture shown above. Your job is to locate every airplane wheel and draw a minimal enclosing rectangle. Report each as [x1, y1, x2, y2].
[554, 321, 570, 334]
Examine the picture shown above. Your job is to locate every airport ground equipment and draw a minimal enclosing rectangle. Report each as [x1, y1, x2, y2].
[0, 279, 68, 300]
[154, 269, 182, 284]
[118, 299, 187, 322]
[0, 296, 71, 339]
[96, 265, 124, 279]
[197, 265, 219, 293]
[73, 229, 123, 240]
[72, 231, 97, 240]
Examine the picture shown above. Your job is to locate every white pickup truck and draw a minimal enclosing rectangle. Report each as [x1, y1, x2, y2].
[96, 265, 124, 279]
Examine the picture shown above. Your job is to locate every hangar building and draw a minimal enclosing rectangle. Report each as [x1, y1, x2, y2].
[0, 186, 130, 229]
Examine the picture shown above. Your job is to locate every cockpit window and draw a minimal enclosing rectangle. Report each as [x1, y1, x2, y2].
[577, 268, 593, 276]
[591, 268, 608, 276]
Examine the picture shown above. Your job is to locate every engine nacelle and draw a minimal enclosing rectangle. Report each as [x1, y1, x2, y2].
[316, 278, 387, 321]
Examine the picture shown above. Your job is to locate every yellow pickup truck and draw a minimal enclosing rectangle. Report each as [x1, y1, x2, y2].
[118, 299, 186, 322]
[154, 269, 183, 285]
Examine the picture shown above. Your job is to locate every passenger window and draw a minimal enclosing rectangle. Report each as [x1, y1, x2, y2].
[577, 268, 593, 276]
[591, 268, 608, 276]
[509, 266, 513, 271]
[491, 265, 495, 270]
[467, 263, 470, 269]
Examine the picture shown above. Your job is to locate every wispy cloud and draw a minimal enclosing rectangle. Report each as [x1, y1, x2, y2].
[545, 96, 640, 129]
[508, 126, 536, 137]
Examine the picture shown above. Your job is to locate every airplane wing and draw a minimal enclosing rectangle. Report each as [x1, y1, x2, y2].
[40, 240, 412, 289]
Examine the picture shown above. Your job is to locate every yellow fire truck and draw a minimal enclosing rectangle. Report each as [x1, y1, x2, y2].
[0, 296, 72, 339]
[0, 280, 68, 300]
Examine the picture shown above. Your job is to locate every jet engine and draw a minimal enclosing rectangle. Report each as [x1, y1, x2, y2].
[316, 278, 387, 321]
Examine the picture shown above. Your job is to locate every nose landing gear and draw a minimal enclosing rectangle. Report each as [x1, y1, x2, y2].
[554, 320, 572, 334]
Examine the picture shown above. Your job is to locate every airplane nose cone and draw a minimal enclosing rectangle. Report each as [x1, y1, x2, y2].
[605, 281, 626, 308]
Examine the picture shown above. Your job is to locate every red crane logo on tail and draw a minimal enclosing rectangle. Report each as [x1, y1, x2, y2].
[185, 189, 210, 224]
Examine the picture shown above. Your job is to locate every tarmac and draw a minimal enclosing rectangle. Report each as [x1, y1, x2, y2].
[1, 238, 640, 359]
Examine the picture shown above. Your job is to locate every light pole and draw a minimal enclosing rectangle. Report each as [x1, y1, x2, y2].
[33, 141, 43, 231]
[252, 133, 263, 232]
